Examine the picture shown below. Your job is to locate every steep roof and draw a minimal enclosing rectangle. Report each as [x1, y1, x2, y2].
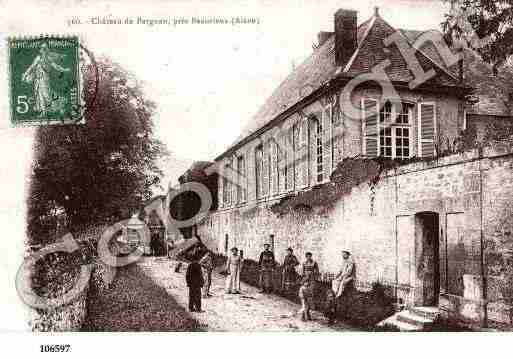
[344, 16, 459, 86]
[219, 11, 499, 160]
[178, 161, 215, 183]
[230, 17, 385, 147]
[233, 31, 338, 145]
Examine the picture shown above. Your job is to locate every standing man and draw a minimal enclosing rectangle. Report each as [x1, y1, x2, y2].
[185, 254, 204, 312]
[199, 250, 214, 298]
[332, 250, 356, 319]
[259, 243, 276, 293]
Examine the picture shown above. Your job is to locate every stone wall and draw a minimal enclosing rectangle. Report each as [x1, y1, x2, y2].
[199, 144, 513, 328]
[29, 259, 116, 332]
[28, 222, 117, 332]
[28, 282, 90, 332]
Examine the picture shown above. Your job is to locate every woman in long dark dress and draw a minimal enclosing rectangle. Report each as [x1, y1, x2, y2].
[282, 247, 299, 294]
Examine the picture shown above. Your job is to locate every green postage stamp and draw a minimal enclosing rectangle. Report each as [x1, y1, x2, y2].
[8, 35, 82, 126]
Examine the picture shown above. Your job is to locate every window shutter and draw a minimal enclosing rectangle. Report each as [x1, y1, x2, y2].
[332, 95, 341, 127]
[297, 118, 309, 188]
[224, 164, 231, 205]
[293, 123, 300, 189]
[242, 154, 247, 202]
[309, 112, 322, 184]
[255, 146, 263, 199]
[418, 102, 436, 157]
[270, 140, 279, 195]
[323, 106, 332, 179]
[262, 141, 269, 197]
[278, 134, 286, 193]
[362, 98, 379, 157]
[219, 165, 224, 208]
[231, 157, 237, 202]
[287, 126, 295, 190]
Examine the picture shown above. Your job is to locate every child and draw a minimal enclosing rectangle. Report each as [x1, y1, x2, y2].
[298, 275, 314, 321]
[324, 287, 337, 325]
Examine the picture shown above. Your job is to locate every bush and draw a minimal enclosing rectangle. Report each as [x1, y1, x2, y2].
[339, 282, 396, 329]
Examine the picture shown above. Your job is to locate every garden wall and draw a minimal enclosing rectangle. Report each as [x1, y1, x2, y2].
[28, 259, 116, 332]
[28, 224, 116, 332]
[199, 144, 513, 328]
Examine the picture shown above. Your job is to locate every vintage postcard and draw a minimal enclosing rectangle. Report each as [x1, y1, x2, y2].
[1, 0, 513, 357]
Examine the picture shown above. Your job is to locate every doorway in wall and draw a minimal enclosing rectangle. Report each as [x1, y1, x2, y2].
[414, 212, 440, 306]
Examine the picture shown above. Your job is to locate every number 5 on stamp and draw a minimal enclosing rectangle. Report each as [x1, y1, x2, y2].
[8, 35, 82, 126]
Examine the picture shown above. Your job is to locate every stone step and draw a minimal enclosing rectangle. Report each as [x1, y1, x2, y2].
[377, 306, 441, 332]
[408, 306, 441, 320]
[396, 311, 434, 328]
[377, 313, 423, 332]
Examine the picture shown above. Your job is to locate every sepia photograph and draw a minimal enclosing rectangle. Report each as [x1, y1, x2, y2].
[1, 0, 513, 357]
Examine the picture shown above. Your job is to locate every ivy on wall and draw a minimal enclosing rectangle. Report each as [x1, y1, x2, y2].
[269, 156, 410, 215]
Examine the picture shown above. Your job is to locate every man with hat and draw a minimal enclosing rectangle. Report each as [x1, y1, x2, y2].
[258, 243, 276, 293]
[332, 249, 356, 319]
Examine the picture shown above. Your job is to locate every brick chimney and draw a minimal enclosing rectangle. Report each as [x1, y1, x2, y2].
[334, 9, 357, 67]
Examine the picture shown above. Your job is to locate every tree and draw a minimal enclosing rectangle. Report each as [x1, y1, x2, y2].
[442, 0, 513, 75]
[27, 58, 169, 246]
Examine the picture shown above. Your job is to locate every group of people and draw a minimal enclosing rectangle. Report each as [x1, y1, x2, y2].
[185, 242, 356, 324]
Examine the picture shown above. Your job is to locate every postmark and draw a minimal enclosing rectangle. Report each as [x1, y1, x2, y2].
[8, 35, 82, 126]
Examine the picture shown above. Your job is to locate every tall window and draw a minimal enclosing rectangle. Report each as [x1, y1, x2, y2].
[379, 101, 412, 159]
[283, 136, 288, 190]
[223, 164, 231, 205]
[293, 123, 300, 151]
[292, 123, 300, 189]
[255, 145, 263, 199]
[314, 117, 324, 183]
[269, 140, 279, 195]
[236, 155, 246, 203]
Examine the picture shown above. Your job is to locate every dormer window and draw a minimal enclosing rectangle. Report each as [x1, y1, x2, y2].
[378, 101, 413, 159]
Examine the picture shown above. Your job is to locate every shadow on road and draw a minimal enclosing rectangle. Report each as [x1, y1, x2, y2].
[82, 263, 205, 331]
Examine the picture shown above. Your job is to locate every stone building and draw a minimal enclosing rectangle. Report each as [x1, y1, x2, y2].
[187, 7, 513, 327]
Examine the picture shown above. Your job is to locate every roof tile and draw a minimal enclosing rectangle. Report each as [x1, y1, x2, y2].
[222, 12, 511, 158]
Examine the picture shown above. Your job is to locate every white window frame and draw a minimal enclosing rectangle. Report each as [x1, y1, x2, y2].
[283, 133, 289, 191]
[379, 101, 414, 160]
[224, 163, 231, 206]
[236, 155, 246, 204]
[313, 116, 324, 183]
[328, 101, 335, 172]
[255, 145, 264, 199]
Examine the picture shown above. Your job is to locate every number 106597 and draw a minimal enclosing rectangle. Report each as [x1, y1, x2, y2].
[40, 344, 71, 353]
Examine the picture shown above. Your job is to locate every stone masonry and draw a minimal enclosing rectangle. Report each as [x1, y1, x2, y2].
[198, 144, 513, 328]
